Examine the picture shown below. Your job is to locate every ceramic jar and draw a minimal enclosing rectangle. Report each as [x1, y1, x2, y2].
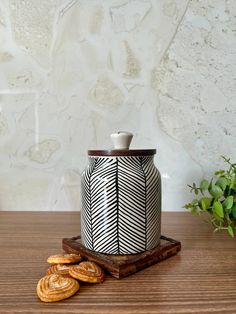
[81, 132, 161, 254]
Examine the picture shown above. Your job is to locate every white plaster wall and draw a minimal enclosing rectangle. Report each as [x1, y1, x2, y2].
[0, 0, 235, 211]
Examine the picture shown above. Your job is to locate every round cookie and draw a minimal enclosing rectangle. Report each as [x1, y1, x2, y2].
[46, 264, 73, 277]
[69, 261, 104, 283]
[47, 253, 82, 265]
[37, 274, 79, 302]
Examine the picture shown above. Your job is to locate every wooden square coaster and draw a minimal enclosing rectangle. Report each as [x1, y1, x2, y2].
[62, 236, 181, 279]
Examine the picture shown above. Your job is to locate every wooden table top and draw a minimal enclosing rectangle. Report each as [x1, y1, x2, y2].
[0, 212, 236, 314]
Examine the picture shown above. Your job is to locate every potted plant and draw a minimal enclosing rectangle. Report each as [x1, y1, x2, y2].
[184, 156, 236, 237]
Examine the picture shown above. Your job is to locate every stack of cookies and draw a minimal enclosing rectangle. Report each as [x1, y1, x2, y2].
[37, 253, 105, 302]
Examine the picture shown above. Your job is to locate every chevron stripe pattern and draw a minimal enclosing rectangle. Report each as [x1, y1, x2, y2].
[118, 156, 146, 253]
[141, 156, 161, 249]
[90, 157, 118, 253]
[81, 157, 97, 250]
[81, 155, 161, 254]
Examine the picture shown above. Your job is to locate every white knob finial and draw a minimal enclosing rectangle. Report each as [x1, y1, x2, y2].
[110, 131, 133, 150]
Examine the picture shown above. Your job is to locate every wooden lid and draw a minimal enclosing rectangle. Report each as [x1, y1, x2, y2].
[88, 132, 156, 156]
[88, 149, 156, 157]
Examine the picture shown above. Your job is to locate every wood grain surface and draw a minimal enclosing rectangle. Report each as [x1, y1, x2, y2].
[0, 212, 235, 314]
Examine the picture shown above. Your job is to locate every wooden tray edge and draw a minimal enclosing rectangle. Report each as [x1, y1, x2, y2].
[62, 235, 181, 279]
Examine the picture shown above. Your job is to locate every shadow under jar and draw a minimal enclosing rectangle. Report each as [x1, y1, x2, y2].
[81, 132, 161, 254]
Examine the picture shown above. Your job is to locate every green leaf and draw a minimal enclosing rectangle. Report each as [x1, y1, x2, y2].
[222, 156, 231, 163]
[209, 184, 223, 199]
[191, 207, 200, 215]
[231, 204, 236, 219]
[215, 177, 228, 191]
[208, 179, 213, 191]
[200, 197, 212, 210]
[191, 199, 199, 206]
[232, 182, 236, 191]
[215, 170, 225, 175]
[213, 201, 224, 218]
[229, 175, 236, 189]
[223, 196, 234, 210]
[188, 184, 199, 195]
[200, 179, 209, 192]
[227, 225, 234, 237]
[183, 199, 199, 210]
[183, 203, 192, 209]
[185, 156, 236, 238]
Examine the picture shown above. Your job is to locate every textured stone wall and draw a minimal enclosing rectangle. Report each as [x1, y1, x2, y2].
[0, 0, 235, 211]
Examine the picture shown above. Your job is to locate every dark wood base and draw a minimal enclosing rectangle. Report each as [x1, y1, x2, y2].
[62, 235, 181, 279]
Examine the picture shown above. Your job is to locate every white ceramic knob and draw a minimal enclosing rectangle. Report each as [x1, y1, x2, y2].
[110, 131, 133, 150]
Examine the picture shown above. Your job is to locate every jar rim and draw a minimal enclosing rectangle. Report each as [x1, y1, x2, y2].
[88, 149, 156, 157]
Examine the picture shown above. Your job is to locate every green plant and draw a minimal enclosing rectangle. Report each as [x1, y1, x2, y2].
[184, 156, 236, 237]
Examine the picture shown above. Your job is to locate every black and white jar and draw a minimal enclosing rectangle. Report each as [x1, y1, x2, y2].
[81, 132, 161, 254]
